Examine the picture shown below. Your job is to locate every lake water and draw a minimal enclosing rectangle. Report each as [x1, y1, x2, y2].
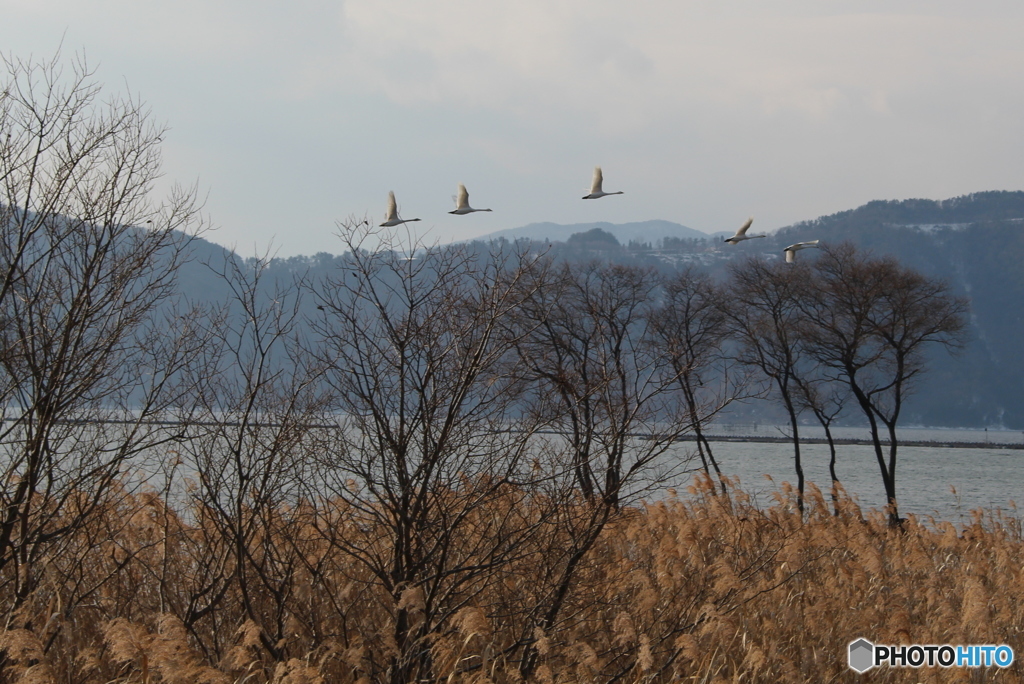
[672, 431, 1024, 524]
[120, 420, 1024, 526]
[703, 424, 1024, 446]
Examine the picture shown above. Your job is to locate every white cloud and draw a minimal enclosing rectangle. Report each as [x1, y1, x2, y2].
[324, 2, 1024, 135]
[2, 1, 1024, 254]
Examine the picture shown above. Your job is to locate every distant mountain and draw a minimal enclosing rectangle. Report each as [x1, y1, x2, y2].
[178, 190, 1024, 428]
[472, 219, 709, 246]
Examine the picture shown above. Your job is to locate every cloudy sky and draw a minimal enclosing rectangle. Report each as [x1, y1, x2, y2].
[3, 1, 1023, 256]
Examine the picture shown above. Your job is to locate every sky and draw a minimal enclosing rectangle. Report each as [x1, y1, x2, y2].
[2, 1, 1024, 257]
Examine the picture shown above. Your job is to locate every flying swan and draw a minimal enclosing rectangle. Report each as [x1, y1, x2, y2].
[582, 166, 624, 200]
[783, 240, 820, 263]
[449, 183, 492, 215]
[724, 217, 765, 244]
[379, 191, 421, 227]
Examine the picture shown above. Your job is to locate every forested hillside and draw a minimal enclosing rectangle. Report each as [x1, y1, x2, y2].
[194, 191, 1023, 428]
[771, 191, 1024, 427]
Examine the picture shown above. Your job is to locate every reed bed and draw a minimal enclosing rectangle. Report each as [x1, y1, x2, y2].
[3, 475, 1022, 683]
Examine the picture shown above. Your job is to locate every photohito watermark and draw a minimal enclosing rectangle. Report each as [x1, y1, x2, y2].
[848, 638, 1014, 673]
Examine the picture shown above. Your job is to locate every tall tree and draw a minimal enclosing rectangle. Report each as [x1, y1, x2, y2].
[512, 260, 689, 679]
[724, 257, 812, 513]
[790, 369, 848, 515]
[306, 224, 546, 684]
[800, 244, 967, 525]
[0, 50, 204, 627]
[650, 267, 742, 494]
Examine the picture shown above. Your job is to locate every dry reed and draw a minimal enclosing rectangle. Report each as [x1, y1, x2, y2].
[3, 472, 1023, 683]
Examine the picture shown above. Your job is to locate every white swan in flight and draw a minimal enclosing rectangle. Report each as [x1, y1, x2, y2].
[724, 217, 765, 244]
[784, 240, 820, 263]
[380, 191, 421, 227]
[449, 183, 492, 215]
[582, 166, 623, 199]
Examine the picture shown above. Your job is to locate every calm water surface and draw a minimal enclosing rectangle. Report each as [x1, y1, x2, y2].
[668, 433, 1024, 524]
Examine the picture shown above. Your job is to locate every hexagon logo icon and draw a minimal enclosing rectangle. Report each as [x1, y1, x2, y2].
[849, 638, 875, 673]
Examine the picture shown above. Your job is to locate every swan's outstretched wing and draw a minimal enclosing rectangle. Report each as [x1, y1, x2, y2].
[385, 191, 398, 221]
[735, 217, 754, 237]
[456, 183, 470, 210]
[784, 240, 820, 262]
[591, 166, 604, 194]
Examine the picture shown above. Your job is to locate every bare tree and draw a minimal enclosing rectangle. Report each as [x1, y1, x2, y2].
[800, 243, 967, 525]
[0, 49, 204, 632]
[305, 224, 547, 684]
[650, 267, 744, 494]
[790, 369, 848, 515]
[515, 261, 682, 507]
[175, 253, 327, 667]
[723, 257, 812, 513]
[511, 259, 690, 679]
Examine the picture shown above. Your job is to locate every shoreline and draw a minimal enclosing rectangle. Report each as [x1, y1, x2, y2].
[687, 434, 1024, 450]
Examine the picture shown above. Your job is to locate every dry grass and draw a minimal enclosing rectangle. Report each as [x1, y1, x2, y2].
[3, 473, 1023, 683]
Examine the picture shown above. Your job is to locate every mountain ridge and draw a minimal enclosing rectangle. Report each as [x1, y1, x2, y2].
[469, 219, 708, 246]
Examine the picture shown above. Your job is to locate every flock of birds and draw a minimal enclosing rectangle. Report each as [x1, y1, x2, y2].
[723, 216, 820, 262]
[381, 166, 820, 262]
